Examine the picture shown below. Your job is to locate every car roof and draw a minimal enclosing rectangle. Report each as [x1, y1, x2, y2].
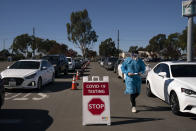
[159, 61, 196, 66]
[19, 59, 44, 62]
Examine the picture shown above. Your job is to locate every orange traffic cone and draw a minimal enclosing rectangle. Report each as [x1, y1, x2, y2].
[76, 70, 80, 80]
[72, 75, 77, 90]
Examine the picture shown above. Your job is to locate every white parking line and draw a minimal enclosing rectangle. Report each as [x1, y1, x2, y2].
[13, 93, 31, 101]
[5, 93, 11, 96]
[5, 93, 22, 100]
[32, 93, 48, 101]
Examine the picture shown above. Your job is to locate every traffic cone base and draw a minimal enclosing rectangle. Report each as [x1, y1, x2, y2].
[72, 75, 77, 90]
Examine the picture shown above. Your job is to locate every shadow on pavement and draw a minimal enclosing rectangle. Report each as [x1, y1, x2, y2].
[0, 109, 53, 131]
[111, 116, 163, 126]
[137, 105, 170, 112]
[56, 73, 75, 79]
[178, 112, 196, 118]
[5, 81, 72, 93]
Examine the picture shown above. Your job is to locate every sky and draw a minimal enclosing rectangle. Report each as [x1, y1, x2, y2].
[0, 0, 194, 55]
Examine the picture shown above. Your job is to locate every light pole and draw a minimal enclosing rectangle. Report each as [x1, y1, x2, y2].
[182, 0, 196, 62]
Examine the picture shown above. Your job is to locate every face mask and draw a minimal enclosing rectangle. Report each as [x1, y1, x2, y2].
[132, 54, 138, 61]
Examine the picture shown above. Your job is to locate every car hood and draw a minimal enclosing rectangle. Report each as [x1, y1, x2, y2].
[175, 78, 196, 90]
[1, 69, 38, 78]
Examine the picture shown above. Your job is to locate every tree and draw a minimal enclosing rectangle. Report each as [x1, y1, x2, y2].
[66, 9, 98, 58]
[86, 48, 97, 58]
[178, 24, 196, 54]
[99, 38, 118, 57]
[146, 34, 166, 52]
[11, 34, 32, 56]
[0, 49, 10, 61]
[66, 49, 78, 57]
[164, 33, 181, 59]
[128, 46, 138, 53]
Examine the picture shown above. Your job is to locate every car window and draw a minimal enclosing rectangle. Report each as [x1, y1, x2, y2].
[161, 64, 170, 78]
[42, 61, 48, 68]
[43, 56, 59, 64]
[171, 64, 196, 77]
[46, 61, 52, 67]
[9, 61, 40, 69]
[153, 64, 161, 74]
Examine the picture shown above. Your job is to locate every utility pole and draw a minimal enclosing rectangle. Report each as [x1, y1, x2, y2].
[33, 27, 36, 57]
[182, 0, 196, 62]
[187, 16, 193, 61]
[3, 39, 5, 50]
[117, 29, 119, 50]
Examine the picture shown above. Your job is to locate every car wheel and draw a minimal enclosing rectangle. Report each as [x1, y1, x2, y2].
[146, 83, 153, 97]
[170, 92, 180, 115]
[37, 77, 42, 90]
[114, 68, 116, 73]
[0, 94, 2, 109]
[117, 72, 121, 78]
[55, 70, 59, 77]
[64, 69, 68, 75]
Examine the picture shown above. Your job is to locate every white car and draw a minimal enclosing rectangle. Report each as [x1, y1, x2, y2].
[117, 60, 151, 81]
[146, 61, 196, 115]
[67, 57, 75, 71]
[117, 62, 126, 80]
[1, 59, 55, 90]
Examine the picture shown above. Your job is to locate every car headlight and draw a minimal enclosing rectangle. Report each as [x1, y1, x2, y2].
[25, 73, 37, 79]
[108, 62, 112, 65]
[181, 88, 196, 95]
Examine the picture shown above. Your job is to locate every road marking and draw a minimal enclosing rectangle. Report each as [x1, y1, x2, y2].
[32, 93, 48, 101]
[0, 119, 22, 124]
[13, 93, 31, 101]
[5, 93, 22, 100]
[5, 93, 11, 96]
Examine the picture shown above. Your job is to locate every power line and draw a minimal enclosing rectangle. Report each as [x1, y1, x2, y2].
[117, 29, 119, 50]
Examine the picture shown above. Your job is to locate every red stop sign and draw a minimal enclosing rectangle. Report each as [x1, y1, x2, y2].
[88, 98, 105, 115]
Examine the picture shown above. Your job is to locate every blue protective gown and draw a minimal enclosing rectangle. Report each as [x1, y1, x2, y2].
[121, 57, 146, 94]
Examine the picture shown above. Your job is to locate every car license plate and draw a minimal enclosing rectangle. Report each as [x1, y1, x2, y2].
[9, 81, 16, 87]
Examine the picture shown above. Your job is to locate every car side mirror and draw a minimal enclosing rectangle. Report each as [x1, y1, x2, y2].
[158, 72, 167, 78]
[7, 66, 10, 69]
[41, 66, 47, 70]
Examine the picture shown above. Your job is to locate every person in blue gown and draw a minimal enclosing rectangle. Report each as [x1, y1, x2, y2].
[121, 51, 146, 113]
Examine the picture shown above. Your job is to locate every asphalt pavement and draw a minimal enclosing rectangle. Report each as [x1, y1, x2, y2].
[1, 62, 196, 131]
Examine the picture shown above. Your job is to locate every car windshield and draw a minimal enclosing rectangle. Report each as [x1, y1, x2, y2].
[9, 61, 40, 69]
[67, 58, 71, 62]
[43, 56, 59, 64]
[171, 64, 196, 77]
[109, 58, 118, 62]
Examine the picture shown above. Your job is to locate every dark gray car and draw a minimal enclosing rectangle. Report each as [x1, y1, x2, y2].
[42, 54, 68, 77]
[104, 57, 118, 70]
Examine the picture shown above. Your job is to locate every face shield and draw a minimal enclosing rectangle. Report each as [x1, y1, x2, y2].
[131, 53, 139, 60]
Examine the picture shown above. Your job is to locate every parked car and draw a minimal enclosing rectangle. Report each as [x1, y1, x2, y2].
[103, 57, 118, 70]
[42, 54, 68, 76]
[0, 75, 5, 109]
[117, 60, 126, 81]
[0, 59, 55, 90]
[146, 61, 196, 115]
[113, 58, 123, 73]
[74, 58, 83, 69]
[100, 57, 105, 67]
[67, 57, 76, 71]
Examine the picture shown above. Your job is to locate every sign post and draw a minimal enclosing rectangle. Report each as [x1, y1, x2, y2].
[82, 76, 111, 126]
[182, 0, 196, 62]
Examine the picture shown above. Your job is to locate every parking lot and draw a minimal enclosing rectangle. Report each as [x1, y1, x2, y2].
[0, 61, 196, 131]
